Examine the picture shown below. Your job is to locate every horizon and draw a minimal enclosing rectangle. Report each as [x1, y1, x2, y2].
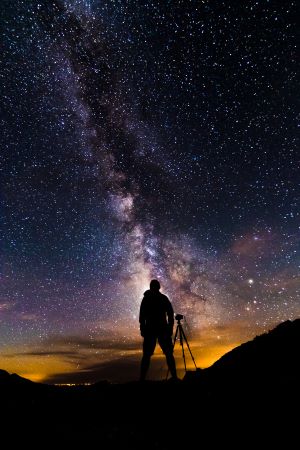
[1, 1, 299, 385]
[2, 316, 299, 385]
[1, 316, 295, 384]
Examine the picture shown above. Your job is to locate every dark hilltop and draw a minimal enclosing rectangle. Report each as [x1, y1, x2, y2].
[0, 319, 299, 447]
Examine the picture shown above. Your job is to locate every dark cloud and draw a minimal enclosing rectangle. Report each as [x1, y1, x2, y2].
[5, 350, 81, 358]
[44, 355, 166, 384]
[44, 358, 140, 384]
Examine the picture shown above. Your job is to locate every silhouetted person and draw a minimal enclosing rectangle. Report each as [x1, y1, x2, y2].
[139, 279, 177, 381]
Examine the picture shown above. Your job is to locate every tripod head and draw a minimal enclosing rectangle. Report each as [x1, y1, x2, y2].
[175, 313, 184, 323]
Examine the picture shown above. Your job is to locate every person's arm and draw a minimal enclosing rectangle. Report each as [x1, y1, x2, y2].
[139, 298, 146, 337]
[166, 299, 174, 336]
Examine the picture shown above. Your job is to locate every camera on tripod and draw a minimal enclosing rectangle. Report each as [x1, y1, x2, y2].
[175, 313, 184, 321]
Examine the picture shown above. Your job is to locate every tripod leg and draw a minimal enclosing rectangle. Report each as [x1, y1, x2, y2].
[179, 325, 187, 372]
[181, 327, 197, 369]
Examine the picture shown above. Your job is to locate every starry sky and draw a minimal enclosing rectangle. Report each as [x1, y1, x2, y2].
[1, 0, 299, 383]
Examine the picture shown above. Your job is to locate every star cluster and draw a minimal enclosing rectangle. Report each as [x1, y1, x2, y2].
[0, 0, 299, 382]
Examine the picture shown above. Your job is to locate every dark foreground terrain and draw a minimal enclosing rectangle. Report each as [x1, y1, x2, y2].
[1, 319, 299, 448]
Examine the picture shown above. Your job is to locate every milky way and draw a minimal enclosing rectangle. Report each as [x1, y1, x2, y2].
[1, 0, 299, 382]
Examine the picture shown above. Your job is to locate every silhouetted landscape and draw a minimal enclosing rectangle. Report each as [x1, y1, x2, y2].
[0, 319, 299, 447]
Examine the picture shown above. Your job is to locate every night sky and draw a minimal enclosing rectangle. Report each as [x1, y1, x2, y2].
[1, 0, 299, 383]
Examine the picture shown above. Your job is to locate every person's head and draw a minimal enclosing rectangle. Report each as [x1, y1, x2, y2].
[150, 279, 160, 291]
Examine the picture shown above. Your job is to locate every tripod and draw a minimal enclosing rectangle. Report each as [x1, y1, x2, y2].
[166, 314, 197, 379]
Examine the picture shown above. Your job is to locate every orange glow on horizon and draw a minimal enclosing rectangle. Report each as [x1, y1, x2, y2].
[0, 341, 237, 383]
[0, 350, 74, 384]
[0, 321, 269, 383]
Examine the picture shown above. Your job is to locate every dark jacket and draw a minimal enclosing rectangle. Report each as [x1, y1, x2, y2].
[139, 289, 174, 336]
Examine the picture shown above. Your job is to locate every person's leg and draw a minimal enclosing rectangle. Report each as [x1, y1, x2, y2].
[158, 334, 178, 379]
[140, 335, 156, 381]
[165, 351, 177, 379]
